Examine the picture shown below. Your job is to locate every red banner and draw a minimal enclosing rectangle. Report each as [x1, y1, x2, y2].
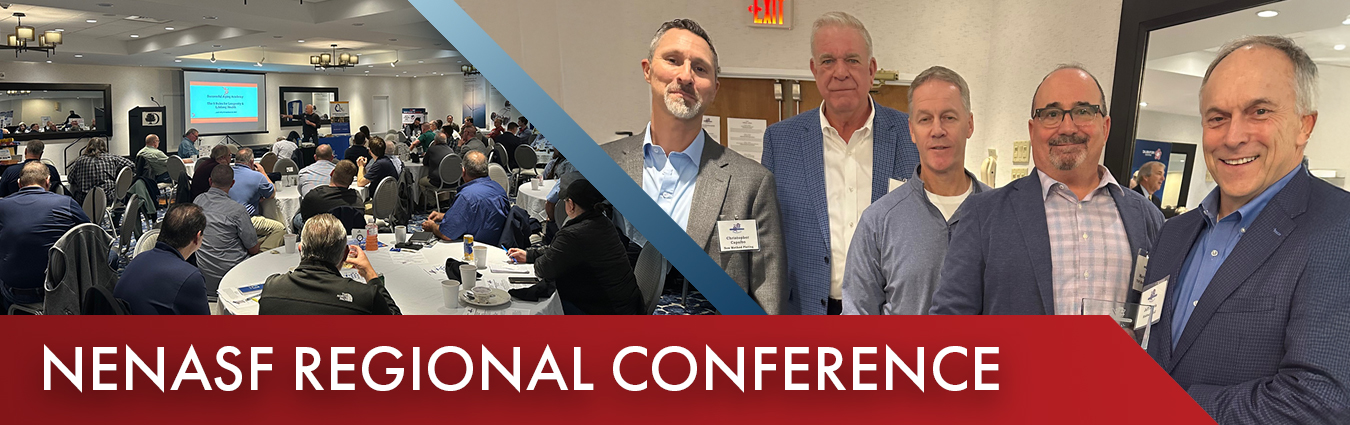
[2, 316, 1213, 424]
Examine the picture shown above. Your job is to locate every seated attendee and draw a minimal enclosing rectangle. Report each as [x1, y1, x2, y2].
[508, 179, 642, 314]
[228, 148, 285, 250]
[355, 136, 398, 200]
[190, 144, 230, 200]
[418, 132, 455, 201]
[178, 128, 200, 162]
[488, 116, 506, 139]
[297, 144, 338, 198]
[496, 122, 525, 169]
[296, 160, 362, 230]
[343, 132, 372, 164]
[258, 214, 401, 315]
[271, 136, 298, 163]
[455, 125, 490, 158]
[137, 134, 172, 184]
[68, 137, 135, 204]
[0, 140, 60, 197]
[193, 165, 261, 298]
[422, 151, 508, 242]
[0, 162, 90, 310]
[517, 116, 534, 137]
[410, 122, 436, 151]
[114, 203, 209, 315]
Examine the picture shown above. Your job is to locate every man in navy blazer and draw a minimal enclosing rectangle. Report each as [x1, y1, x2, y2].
[1143, 36, 1350, 424]
[930, 64, 1163, 315]
[762, 12, 920, 315]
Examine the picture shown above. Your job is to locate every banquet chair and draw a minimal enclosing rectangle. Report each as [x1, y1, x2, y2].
[433, 154, 463, 212]
[634, 243, 666, 315]
[259, 152, 278, 176]
[273, 157, 299, 176]
[133, 229, 160, 258]
[83, 186, 109, 229]
[372, 176, 399, 228]
[487, 163, 509, 198]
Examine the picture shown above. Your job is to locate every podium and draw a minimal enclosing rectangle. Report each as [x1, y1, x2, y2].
[128, 106, 166, 155]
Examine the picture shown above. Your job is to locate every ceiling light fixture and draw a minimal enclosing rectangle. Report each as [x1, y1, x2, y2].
[4, 13, 62, 57]
[461, 65, 478, 74]
[1256, 10, 1278, 18]
[311, 43, 358, 70]
[390, 50, 399, 67]
[209, 51, 216, 63]
[164, 26, 174, 30]
[86, 19, 97, 23]
[1336, 44, 1347, 51]
[297, 39, 305, 43]
[130, 34, 139, 38]
[1139, 102, 1147, 107]
[174, 59, 182, 62]
[255, 45, 265, 66]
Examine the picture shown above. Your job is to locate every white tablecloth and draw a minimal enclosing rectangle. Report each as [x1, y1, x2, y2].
[218, 234, 561, 315]
[404, 162, 428, 204]
[516, 179, 558, 222]
[260, 185, 302, 228]
[534, 149, 552, 166]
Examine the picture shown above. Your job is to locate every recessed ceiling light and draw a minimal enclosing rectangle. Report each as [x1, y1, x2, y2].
[46, 60, 52, 63]
[74, 54, 83, 58]
[203, 16, 217, 20]
[1139, 102, 1147, 107]
[86, 19, 98, 23]
[55, 29, 64, 32]
[1336, 44, 1347, 51]
[389, 38, 397, 41]
[418, 60, 424, 63]
[1343, 17, 1350, 25]
[174, 59, 182, 62]
[212, 44, 221, 48]
[97, 3, 114, 6]
[364, 70, 369, 73]
[297, 40, 305, 43]
[103, 13, 115, 17]
[1256, 10, 1278, 18]
[273, 35, 282, 38]
[164, 27, 174, 30]
[130, 34, 139, 38]
[353, 23, 364, 26]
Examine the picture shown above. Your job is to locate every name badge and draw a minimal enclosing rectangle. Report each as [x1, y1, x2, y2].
[1138, 277, 1169, 328]
[1131, 251, 1150, 292]
[716, 220, 760, 252]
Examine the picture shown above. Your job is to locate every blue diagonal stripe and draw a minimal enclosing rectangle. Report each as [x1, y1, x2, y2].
[411, 0, 765, 314]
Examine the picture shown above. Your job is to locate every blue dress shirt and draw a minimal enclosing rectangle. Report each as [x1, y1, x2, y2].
[438, 176, 509, 243]
[641, 122, 703, 232]
[1171, 165, 1302, 346]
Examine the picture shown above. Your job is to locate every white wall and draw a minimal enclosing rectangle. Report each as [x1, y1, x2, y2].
[0, 61, 470, 167]
[457, 0, 1123, 187]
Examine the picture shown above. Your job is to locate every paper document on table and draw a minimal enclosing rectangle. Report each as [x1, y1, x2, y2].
[489, 264, 531, 274]
[390, 250, 428, 265]
[421, 264, 447, 279]
[340, 269, 367, 284]
[467, 307, 532, 315]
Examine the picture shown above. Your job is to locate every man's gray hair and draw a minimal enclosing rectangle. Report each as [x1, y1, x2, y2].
[300, 214, 349, 267]
[235, 147, 255, 164]
[811, 11, 873, 59]
[463, 150, 489, 179]
[1032, 63, 1108, 117]
[1139, 160, 1165, 176]
[908, 66, 972, 113]
[1203, 35, 1318, 115]
[648, 18, 720, 75]
[18, 161, 49, 188]
[433, 132, 447, 145]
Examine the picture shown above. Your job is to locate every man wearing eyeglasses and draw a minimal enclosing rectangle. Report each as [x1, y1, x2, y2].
[930, 64, 1163, 315]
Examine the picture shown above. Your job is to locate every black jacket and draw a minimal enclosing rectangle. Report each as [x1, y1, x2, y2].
[493, 132, 524, 169]
[258, 259, 401, 315]
[1133, 184, 1163, 209]
[526, 210, 642, 314]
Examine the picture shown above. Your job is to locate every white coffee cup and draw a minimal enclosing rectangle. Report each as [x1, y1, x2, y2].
[531, 178, 540, 190]
[394, 225, 407, 244]
[283, 234, 298, 253]
[442, 280, 460, 309]
[460, 264, 477, 289]
[473, 246, 487, 268]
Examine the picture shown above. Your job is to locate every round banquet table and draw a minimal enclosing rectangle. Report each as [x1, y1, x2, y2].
[260, 185, 302, 228]
[218, 234, 562, 315]
[515, 179, 558, 222]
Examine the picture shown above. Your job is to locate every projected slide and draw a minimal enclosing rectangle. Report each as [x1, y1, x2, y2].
[188, 82, 258, 123]
[182, 70, 268, 135]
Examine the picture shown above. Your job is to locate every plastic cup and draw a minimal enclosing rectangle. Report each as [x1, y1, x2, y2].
[442, 280, 460, 309]
[531, 178, 540, 190]
[283, 234, 297, 253]
[394, 226, 407, 244]
[460, 264, 477, 289]
[473, 246, 487, 268]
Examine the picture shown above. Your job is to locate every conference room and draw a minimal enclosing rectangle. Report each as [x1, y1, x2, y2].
[0, 0, 691, 316]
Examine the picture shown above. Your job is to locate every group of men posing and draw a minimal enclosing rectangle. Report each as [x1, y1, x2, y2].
[613, 12, 1349, 423]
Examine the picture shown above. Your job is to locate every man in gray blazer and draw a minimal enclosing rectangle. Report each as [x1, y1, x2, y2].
[930, 64, 1163, 315]
[603, 18, 786, 314]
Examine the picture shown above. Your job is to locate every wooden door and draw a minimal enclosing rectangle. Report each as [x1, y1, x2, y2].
[797, 81, 909, 117]
[702, 78, 783, 145]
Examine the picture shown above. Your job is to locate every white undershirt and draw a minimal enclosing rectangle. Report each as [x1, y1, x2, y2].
[821, 99, 876, 300]
[927, 181, 974, 221]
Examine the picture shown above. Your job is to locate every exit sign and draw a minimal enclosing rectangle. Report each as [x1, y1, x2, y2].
[748, 0, 792, 29]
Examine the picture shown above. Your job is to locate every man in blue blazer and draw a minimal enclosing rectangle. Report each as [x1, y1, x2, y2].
[1143, 36, 1349, 424]
[930, 64, 1163, 315]
[762, 12, 920, 315]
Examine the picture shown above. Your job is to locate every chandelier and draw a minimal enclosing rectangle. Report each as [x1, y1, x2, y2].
[2, 90, 32, 96]
[461, 65, 478, 75]
[3, 13, 62, 57]
[311, 44, 358, 70]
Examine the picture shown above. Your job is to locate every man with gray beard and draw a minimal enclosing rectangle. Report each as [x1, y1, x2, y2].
[929, 64, 1163, 315]
[602, 18, 786, 314]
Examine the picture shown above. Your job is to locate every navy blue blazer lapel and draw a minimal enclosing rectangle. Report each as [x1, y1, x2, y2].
[1011, 173, 1055, 314]
[1109, 185, 1151, 257]
[800, 114, 831, 250]
[871, 109, 897, 202]
[1168, 171, 1309, 370]
[1148, 212, 1205, 370]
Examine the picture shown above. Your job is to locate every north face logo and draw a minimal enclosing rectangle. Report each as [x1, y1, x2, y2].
[337, 293, 353, 303]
